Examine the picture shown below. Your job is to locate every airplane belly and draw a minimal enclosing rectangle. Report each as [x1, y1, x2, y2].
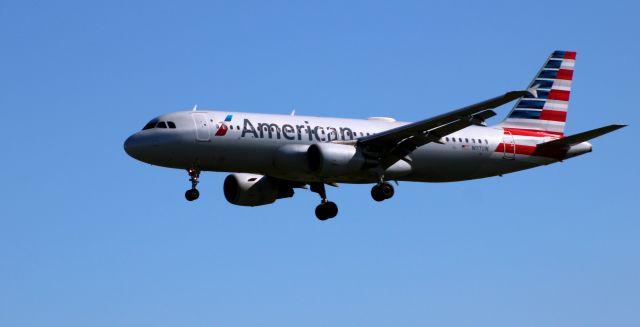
[187, 124, 555, 183]
[193, 138, 277, 173]
[406, 143, 493, 182]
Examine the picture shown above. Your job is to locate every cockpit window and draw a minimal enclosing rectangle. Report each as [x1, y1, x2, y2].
[142, 119, 158, 130]
[142, 119, 176, 130]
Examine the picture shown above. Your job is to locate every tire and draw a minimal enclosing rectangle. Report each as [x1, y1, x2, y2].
[371, 185, 385, 202]
[324, 201, 338, 218]
[315, 202, 338, 220]
[315, 204, 329, 220]
[380, 183, 394, 199]
[185, 189, 200, 201]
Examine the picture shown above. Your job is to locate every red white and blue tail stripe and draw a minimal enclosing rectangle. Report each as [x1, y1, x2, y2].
[500, 50, 576, 135]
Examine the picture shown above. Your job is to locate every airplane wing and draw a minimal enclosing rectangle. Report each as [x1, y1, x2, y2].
[357, 90, 528, 167]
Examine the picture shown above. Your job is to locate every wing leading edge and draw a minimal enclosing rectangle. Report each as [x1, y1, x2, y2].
[357, 90, 528, 167]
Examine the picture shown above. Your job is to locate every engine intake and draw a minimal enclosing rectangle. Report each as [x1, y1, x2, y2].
[223, 173, 294, 207]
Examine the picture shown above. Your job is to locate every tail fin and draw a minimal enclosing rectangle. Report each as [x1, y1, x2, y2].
[499, 50, 576, 135]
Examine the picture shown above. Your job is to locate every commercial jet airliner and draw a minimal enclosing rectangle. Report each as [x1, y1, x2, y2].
[124, 51, 625, 220]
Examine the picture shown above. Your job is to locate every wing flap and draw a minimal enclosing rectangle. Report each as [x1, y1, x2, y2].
[389, 110, 497, 157]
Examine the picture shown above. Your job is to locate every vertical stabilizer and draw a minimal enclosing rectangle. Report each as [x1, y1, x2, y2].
[499, 50, 576, 135]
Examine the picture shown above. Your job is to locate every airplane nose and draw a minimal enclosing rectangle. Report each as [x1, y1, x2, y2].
[124, 134, 136, 157]
[124, 132, 162, 163]
[124, 133, 145, 159]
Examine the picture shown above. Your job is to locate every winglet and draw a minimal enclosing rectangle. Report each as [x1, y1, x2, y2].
[527, 84, 540, 98]
[505, 90, 530, 100]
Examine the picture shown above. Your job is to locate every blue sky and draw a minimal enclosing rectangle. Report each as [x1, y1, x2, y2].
[1, 0, 638, 326]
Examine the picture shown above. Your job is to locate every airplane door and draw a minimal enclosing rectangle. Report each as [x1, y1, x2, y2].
[192, 112, 211, 142]
[502, 130, 515, 160]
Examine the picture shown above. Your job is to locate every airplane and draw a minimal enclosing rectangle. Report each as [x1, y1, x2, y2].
[124, 50, 626, 220]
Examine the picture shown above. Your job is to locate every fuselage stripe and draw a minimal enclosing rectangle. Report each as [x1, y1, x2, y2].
[502, 127, 564, 137]
[494, 142, 566, 158]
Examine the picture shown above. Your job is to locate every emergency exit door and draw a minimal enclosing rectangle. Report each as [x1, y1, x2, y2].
[192, 112, 211, 142]
[502, 131, 515, 159]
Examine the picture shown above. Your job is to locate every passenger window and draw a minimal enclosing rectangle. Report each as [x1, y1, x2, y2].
[485, 139, 488, 144]
[229, 125, 233, 130]
[445, 137, 449, 142]
[465, 138, 469, 143]
[167, 121, 176, 129]
[157, 121, 167, 128]
[142, 119, 158, 130]
[452, 138, 456, 143]
[472, 139, 476, 143]
[458, 138, 462, 142]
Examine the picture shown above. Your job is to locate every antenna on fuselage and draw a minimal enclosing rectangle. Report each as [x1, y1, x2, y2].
[290, 109, 295, 116]
[192, 104, 198, 111]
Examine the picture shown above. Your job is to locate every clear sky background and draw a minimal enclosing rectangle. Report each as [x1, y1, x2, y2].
[1, 1, 638, 326]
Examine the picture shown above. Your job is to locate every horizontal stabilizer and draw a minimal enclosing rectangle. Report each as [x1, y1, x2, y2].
[537, 124, 626, 149]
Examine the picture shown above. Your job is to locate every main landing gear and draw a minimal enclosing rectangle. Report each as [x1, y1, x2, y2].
[185, 168, 200, 201]
[310, 183, 338, 221]
[309, 179, 394, 220]
[371, 181, 394, 202]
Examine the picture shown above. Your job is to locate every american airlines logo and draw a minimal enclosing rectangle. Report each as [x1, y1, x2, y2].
[215, 114, 233, 136]
[216, 114, 359, 142]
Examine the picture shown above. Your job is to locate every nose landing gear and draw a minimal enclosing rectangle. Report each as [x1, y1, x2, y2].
[311, 182, 338, 221]
[185, 168, 201, 201]
[185, 188, 199, 201]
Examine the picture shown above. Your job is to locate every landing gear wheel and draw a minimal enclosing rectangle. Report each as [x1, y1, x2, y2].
[185, 167, 201, 201]
[310, 182, 339, 220]
[315, 201, 338, 220]
[185, 188, 200, 201]
[371, 182, 394, 201]
[371, 185, 385, 202]
[379, 182, 394, 199]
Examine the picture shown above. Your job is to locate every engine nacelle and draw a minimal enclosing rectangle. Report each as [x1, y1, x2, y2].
[273, 144, 311, 173]
[307, 143, 367, 177]
[223, 173, 293, 207]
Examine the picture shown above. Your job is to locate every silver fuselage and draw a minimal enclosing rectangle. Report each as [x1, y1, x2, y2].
[124, 110, 592, 184]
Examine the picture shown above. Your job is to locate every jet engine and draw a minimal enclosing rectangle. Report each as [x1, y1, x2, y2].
[223, 173, 294, 206]
[273, 144, 311, 173]
[307, 143, 369, 177]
